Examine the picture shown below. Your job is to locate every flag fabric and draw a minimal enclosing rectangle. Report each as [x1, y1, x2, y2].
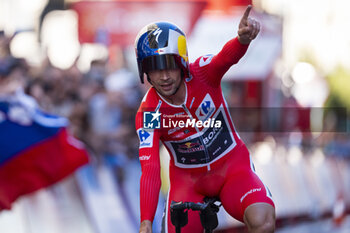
[0, 91, 89, 210]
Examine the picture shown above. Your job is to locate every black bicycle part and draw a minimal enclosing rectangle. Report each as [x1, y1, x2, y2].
[170, 197, 221, 233]
[170, 201, 189, 233]
[200, 197, 221, 232]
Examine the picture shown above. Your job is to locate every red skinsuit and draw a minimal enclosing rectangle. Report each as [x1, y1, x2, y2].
[135, 38, 274, 233]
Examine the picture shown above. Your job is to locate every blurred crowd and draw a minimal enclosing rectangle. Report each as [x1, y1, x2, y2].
[0, 31, 143, 183]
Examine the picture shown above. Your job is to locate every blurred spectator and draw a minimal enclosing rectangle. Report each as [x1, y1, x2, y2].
[79, 59, 107, 103]
[25, 77, 52, 110]
[87, 66, 141, 181]
[39, 62, 67, 114]
[1, 32, 28, 94]
[85, 59, 107, 85]
[0, 57, 28, 97]
[0, 31, 12, 59]
[323, 133, 350, 159]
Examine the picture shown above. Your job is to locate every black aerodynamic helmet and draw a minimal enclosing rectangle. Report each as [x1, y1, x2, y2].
[134, 22, 189, 83]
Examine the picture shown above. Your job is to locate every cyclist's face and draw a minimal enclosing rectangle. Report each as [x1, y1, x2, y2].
[148, 68, 182, 97]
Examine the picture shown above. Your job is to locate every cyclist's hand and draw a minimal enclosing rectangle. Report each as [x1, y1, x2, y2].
[238, 5, 260, 44]
[139, 220, 152, 233]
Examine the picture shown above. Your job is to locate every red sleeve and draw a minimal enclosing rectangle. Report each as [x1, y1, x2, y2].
[192, 37, 249, 87]
[135, 110, 162, 223]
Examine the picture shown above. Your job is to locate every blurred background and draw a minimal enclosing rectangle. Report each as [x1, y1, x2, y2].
[0, 0, 349, 232]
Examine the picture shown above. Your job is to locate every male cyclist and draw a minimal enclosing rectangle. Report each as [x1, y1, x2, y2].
[135, 5, 275, 233]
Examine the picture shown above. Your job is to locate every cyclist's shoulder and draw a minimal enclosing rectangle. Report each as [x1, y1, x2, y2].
[135, 88, 163, 131]
[190, 54, 215, 71]
[188, 54, 218, 87]
[137, 87, 160, 111]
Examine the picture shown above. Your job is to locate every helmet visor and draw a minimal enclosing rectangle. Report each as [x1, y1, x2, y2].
[142, 54, 179, 73]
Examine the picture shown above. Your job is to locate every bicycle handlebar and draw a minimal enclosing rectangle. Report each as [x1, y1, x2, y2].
[170, 201, 209, 211]
[170, 197, 221, 233]
[170, 197, 220, 211]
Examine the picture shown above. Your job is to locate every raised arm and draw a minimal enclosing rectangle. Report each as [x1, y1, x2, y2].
[193, 5, 260, 87]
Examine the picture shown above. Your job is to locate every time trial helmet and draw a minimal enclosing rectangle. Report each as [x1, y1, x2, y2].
[134, 22, 189, 83]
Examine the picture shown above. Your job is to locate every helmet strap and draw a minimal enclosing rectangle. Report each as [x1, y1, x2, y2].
[146, 73, 152, 85]
[170, 70, 184, 96]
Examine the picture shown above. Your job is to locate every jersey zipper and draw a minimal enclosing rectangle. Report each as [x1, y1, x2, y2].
[181, 103, 211, 171]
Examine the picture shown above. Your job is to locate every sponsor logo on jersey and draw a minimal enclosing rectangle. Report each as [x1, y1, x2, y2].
[137, 129, 154, 148]
[143, 110, 161, 129]
[196, 93, 215, 121]
[199, 54, 214, 67]
[165, 108, 236, 168]
[139, 155, 151, 161]
[240, 188, 262, 203]
[202, 125, 222, 145]
[168, 126, 181, 135]
[178, 142, 204, 153]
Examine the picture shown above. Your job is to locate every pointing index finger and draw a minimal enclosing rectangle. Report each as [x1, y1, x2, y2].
[242, 5, 252, 20]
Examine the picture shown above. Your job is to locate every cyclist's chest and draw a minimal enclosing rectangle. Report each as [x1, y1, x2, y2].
[159, 84, 227, 141]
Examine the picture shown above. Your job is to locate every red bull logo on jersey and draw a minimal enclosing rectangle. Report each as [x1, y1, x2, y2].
[165, 109, 236, 168]
[196, 93, 216, 121]
[179, 142, 200, 149]
[177, 141, 205, 153]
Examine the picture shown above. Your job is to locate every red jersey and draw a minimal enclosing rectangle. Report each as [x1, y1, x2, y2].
[135, 37, 249, 222]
